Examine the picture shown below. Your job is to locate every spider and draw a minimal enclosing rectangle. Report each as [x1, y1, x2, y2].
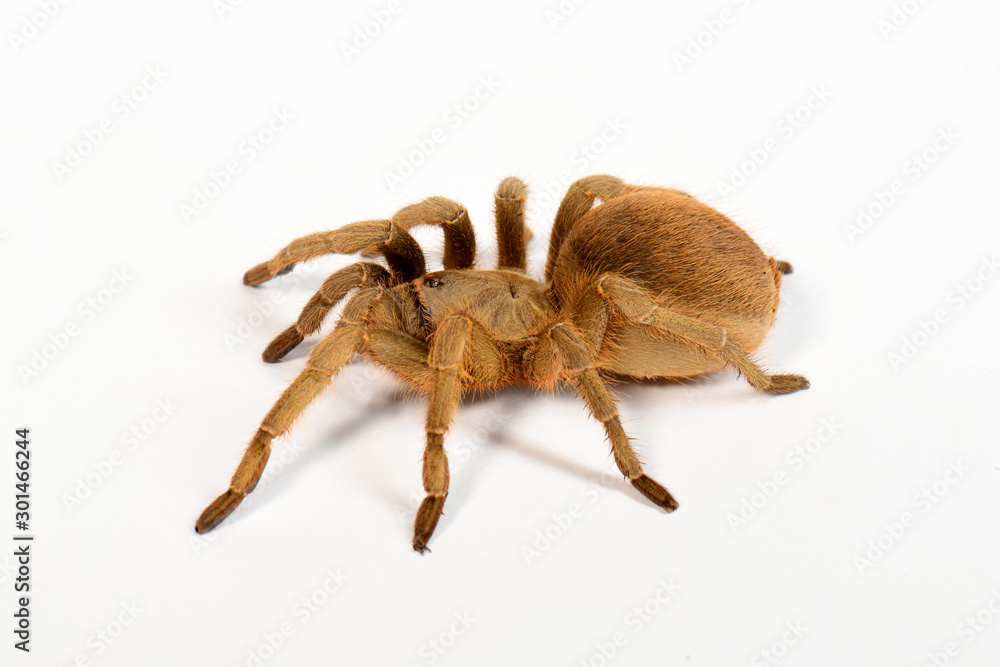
[195, 174, 809, 552]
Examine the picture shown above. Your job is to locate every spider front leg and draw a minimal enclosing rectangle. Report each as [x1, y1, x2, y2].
[390, 197, 476, 270]
[248, 198, 478, 362]
[413, 316, 474, 552]
[244, 195, 475, 289]
[196, 287, 413, 534]
[243, 218, 426, 286]
[535, 322, 679, 512]
[367, 315, 502, 552]
[195, 324, 364, 533]
[262, 262, 391, 362]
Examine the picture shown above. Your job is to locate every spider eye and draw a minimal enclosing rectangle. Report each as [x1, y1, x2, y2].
[426, 278, 440, 288]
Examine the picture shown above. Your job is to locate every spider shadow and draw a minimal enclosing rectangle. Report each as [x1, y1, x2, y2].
[447, 382, 665, 509]
[239, 362, 701, 533]
[239, 387, 407, 513]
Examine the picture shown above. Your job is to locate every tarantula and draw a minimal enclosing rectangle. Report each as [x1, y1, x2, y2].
[195, 175, 808, 552]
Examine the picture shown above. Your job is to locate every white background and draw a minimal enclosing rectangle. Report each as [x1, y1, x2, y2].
[3, 1, 999, 665]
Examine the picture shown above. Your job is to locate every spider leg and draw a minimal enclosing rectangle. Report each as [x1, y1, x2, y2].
[389, 196, 476, 270]
[367, 316, 503, 552]
[773, 259, 793, 275]
[196, 288, 498, 547]
[195, 325, 364, 533]
[243, 218, 426, 286]
[545, 175, 691, 282]
[196, 287, 410, 534]
[539, 321, 679, 511]
[262, 262, 392, 363]
[412, 316, 469, 552]
[586, 274, 809, 395]
[545, 175, 625, 282]
[493, 176, 529, 271]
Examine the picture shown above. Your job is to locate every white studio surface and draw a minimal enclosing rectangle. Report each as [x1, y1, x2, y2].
[2, 1, 999, 665]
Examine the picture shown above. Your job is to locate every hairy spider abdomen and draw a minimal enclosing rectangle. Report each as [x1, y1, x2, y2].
[551, 189, 783, 379]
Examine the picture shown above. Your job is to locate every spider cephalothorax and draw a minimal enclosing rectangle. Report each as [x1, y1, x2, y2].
[195, 175, 808, 552]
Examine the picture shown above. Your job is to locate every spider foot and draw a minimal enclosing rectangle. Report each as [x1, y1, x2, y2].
[263, 326, 305, 363]
[763, 374, 810, 395]
[412, 495, 446, 554]
[244, 262, 295, 286]
[195, 489, 245, 533]
[632, 474, 679, 512]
